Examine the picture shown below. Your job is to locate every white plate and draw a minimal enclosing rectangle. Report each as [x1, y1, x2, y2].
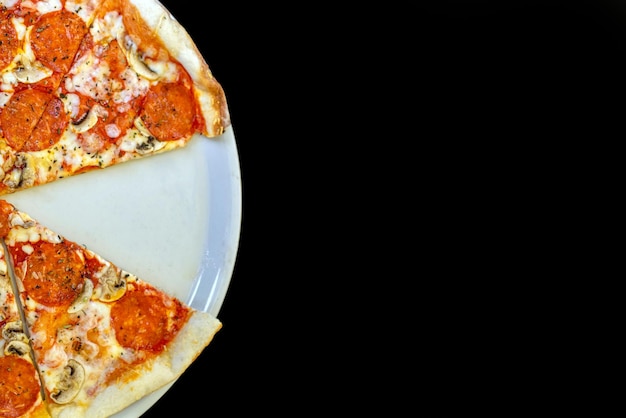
[4, 126, 242, 417]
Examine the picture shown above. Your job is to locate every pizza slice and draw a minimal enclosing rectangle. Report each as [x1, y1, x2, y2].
[0, 0, 230, 195]
[0, 199, 222, 417]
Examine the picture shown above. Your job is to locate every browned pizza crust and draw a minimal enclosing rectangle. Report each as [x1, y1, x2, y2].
[47, 311, 221, 418]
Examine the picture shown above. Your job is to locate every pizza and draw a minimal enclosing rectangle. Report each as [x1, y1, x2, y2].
[0, 0, 230, 196]
[0, 0, 232, 416]
[0, 199, 222, 417]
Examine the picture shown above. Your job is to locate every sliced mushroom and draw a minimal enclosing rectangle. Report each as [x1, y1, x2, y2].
[67, 279, 94, 313]
[2, 153, 35, 190]
[8, 212, 36, 228]
[132, 118, 166, 154]
[96, 265, 127, 302]
[3, 168, 23, 189]
[50, 359, 85, 404]
[133, 117, 154, 139]
[118, 35, 159, 81]
[14, 61, 53, 84]
[127, 49, 159, 81]
[2, 320, 28, 343]
[70, 107, 99, 134]
[4, 339, 31, 357]
[16, 27, 53, 84]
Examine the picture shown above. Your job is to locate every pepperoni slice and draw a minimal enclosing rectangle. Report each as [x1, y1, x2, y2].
[111, 290, 188, 352]
[23, 241, 85, 307]
[140, 82, 197, 141]
[0, 89, 46, 151]
[0, 89, 68, 152]
[0, 357, 40, 418]
[0, 16, 19, 71]
[30, 10, 88, 74]
[23, 93, 68, 152]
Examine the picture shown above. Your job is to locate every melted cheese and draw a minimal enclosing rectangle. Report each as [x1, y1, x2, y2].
[65, 51, 114, 101]
[65, 0, 101, 24]
[92, 11, 125, 43]
[12, 17, 27, 41]
[6, 219, 62, 245]
[30, 0, 62, 15]
[0, 92, 11, 108]
[0, 0, 20, 9]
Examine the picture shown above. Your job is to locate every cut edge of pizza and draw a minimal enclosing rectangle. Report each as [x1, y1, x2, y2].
[0, 0, 231, 196]
[0, 257, 49, 418]
[0, 199, 222, 418]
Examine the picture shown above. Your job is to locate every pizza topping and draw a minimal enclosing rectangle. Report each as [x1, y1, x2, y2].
[3, 163, 32, 190]
[70, 105, 102, 134]
[0, 356, 40, 418]
[0, 89, 46, 150]
[65, 43, 151, 105]
[4, 339, 31, 357]
[1, 152, 35, 190]
[111, 289, 187, 352]
[30, 0, 63, 15]
[13, 58, 54, 85]
[118, 35, 159, 81]
[0, 0, 20, 10]
[50, 358, 85, 404]
[95, 265, 127, 302]
[5, 211, 62, 247]
[0, 89, 69, 152]
[140, 81, 197, 141]
[23, 240, 85, 307]
[23, 92, 68, 151]
[123, 117, 166, 155]
[68, 278, 94, 313]
[1, 320, 28, 343]
[8, 212, 35, 229]
[65, 0, 101, 23]
[30, 9, 88, 74]
[1, 319, 31, 358]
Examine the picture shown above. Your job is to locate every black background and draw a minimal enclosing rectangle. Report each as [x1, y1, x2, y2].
[392, 2, 626, 416]
[138, 1, 626, 416]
